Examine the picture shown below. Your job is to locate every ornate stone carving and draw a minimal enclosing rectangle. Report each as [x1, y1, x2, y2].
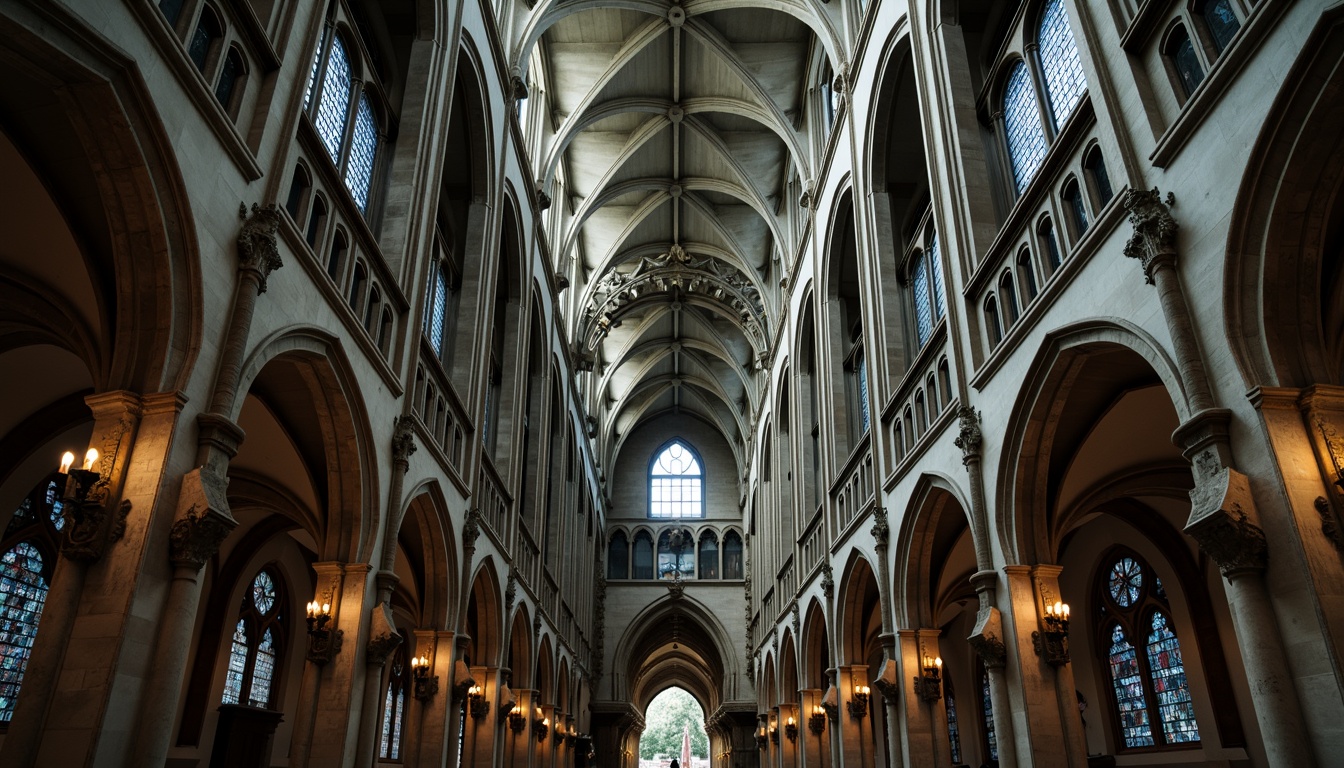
[968, 606, 1007, 670]
[510, 73, 528, 101]
[954, 407, 983, 464]
[873, 678, 900, 705]
[667, 572, 685, 599]
[169, 503, 235, 570]
[537, 189, 552, 211]
[580, 245, 769, 354]
[820, 563, 834, 598]
[505, 570, 517, 614]
[236, 203, 285, 293]
[1187, 505, 1268, 577]
[367, 604, 403, 665]
[392, 415, 417, 468]
[791, 602, 800, 638]
[1122, 188, 1178, 284]
[64, 499, 132, 563]
[1316, 497, 1343, 551]
[870, 505, 889, 547]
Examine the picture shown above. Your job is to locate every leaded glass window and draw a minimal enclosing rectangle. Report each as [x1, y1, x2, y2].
[1003, 61, 1048, 193]
[1200, 0, 1240, 54]
[1064, 181, 1089, 237]
[188, 8, 222, 73]
[220, 567, 285, 709]
[425, 262, 448, 357]
[945, 676, 962, 764]
[857, 350, 870, 433]
[379, 644, 409, 760]
[632, 531, 654, 579]
[649, 441, 704, 519]
[0, 542, 49, 722]
[722, 531, 743, 579]
[698, 531, 719, 579]
[314, 35, 352, 163]
[607, 531, 629, 580]
[1097, 551, 1200, 750]
[1168, 26, 1205, 99]
[981, 669, 998, 761]
[215, 48, 244, 111]
[1038, 0, 1088, 129]
[345, 94, 378, 211]
[911, 232, 946, 349]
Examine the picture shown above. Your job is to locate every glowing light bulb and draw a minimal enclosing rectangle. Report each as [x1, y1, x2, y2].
[60, 452, 75, 474]
[82, 448, 98, 471]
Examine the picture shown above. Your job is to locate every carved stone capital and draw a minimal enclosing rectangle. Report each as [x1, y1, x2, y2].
[463, 507, 482, 553]
[870, 505, 889, 547]
[820, 563, 834, 598]
[968, 606, 1007, 670]
[391, 415, 417, 468]
[367, 603, 403, 665]
[170, 503, 236, 571]
[237, 203, 285, 293]
[1185, 466, 1267, 576]
[954, 406, 983, 464]
[1122, 188, 1178, 285]
[505, 570, 518, 613]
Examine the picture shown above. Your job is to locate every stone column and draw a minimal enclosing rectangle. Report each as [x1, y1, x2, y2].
[306, 562, 375, 766]
[288, 561, 347, 768]
[798, 689, 826, 768]
[1124, 189, 1316, 767]
[957, 409, 1018, 768]
[836, 665, 870, 768]
[355, 573, 404, 766]
[408, 629, 456, 767]
[896, 629, 948, 768]
[1027, 566, 1087, 768]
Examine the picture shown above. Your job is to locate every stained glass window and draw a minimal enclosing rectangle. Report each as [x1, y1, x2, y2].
[649, 441, 704, 518]
[305, 26, 327, 108]
[1169, 27, 1205, 99]
[221, 568, 284, 709]
[945, 678, 962, 765]
[698, 532, 719, 579]
[345, 94, 378, 211]
[1201, 0, 1240, 54]
[632, 531, 654, 579]
[1108, 624, 1152, 747]
[379, 645, 408, 760]
[0, 542, 49, 722]
[981, 670, 998, 760]
[929, 233, 946, 321]
[607, 531, 629, 580]
[314, 35, 351, 163]
[1098, 552, 1201, 750]
[158, 0, 186, 26]
[1146, 613, 1199, 743]
[913, 250, 932, 346]
[1085, 149, 1113, 208]
[215, 48, 244, 111]
[425, 262, 448, 357]
[1064, 182, 1089, 236]
[1003, 61, 1048, 194]
[857, 350, 870, 433]
[722, 531, 743, 580]
[188, 9, 221, 73]
[1038, 0, 1088, 129]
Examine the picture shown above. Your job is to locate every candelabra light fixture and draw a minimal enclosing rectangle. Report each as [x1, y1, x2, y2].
[535, 716, 550, 743]
[914, 653, 943, 702]
[55, 448, 131, 562]
[507, 705, 527, 734]
[847, 685, 870, 719]
[755, 727, 768, 750]
[1032, 598, 1072, 666]
[784, 715, 797, 743]
[468, 684, 489, 719]
[410, 654, 438, 701]
[808, 705, 826, 735]
[305, 598, 342, 665]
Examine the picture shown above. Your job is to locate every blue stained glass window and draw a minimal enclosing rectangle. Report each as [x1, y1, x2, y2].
[981, 671, 998, 760]
[0, 542, 49, 722]
[305, 27, 327, 108]
[857, 351, 870, 433]
[913, 251, 932, 346]
[1201, 0, 1240, 54]
[1108, 557, 1142, 607]
[1003, 61, 1048, 194]
[345, 94, 378, 211]
[426, 263, 448, 356]
[315, 35, 352, 163]
[379, 646, 408, 759]
[649, 441, 704, 518]
[1038, 0, 1088, 129]
[188, 10, 221, 73]
[222, 619, 248, 705]
[1170, 27, 1205, 99]
[946, 684, 962, 764]
[1146, 613, 1199, 744]
[929, 233, 946, 321]
[1108, 623, 1154, 747]
[215, 49, 244, 110]
[252, 570, 276, 614]
[250, 628, 276, 707]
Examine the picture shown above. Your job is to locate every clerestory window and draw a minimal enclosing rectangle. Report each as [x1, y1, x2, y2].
[648, 441, 704, 519]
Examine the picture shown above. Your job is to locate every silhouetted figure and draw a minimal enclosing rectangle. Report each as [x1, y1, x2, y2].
[670, 760, 680, 768]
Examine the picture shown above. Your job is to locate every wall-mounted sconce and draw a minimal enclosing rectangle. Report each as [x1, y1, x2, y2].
[808, 705, 826, 735]
[55, 448, 129, 562]
[784, 715, 797, 743]
[467, 685, 489, 719]
[847, 685, 870, 719]
[1032, 598, 1071, 666]
[410, 654, 438, 701]
[507, 705, 527, 734]
[768, 724, 779, 746]
[535, 716, 550, 742]
[914, 653, 943, 702]
[305, 598, 342, 665]
[755, 727, 768, 750]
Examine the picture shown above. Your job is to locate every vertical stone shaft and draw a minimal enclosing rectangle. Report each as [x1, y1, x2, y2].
[1147, 255, 1214, 413]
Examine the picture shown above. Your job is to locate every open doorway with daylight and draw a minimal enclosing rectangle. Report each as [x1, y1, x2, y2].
[638, 687, 708, 767]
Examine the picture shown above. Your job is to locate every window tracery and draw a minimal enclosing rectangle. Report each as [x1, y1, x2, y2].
[221, 567, 285, 709]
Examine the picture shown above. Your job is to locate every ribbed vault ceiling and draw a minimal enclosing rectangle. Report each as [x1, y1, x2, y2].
[524, 0, 829, 466]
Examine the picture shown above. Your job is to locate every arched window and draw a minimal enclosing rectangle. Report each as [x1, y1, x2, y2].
[911, 232, 946, 348]
[379, 642, 409, 760]
[1037, 0, 1088, 129]
[215, 47, 246, 114]
[1198, 0, 1240, 54]
[631, 531, 654, 579]
[222, 568, 286, 709]
[984, 295, 1003, 348]
[1084, 147, 1114, 209]
[937, 359, 952, 408]
[697, 531, 719, 579]
[350, 262, 368, 314]
[313, 32, 352, 163]
[328, 231, 348, 282]
[306, 195, 327, 249]
[607, 531, 629, 579]
[1003, 61, 1048, 193]
[378, 307, 393, 356]
[648, 441, 704, 519]
[346, 94, 379, 211]
[1096, 552, 1200, 749]
[1165, 25, 1205, 100]
[1038, 217, 1063, 272]
[1, 478, 64, 723]
[998, 272, 1020, 327]
[722, 531, 743, 580]
[1063, 180, 1090, 238]
[1017, 249, 1039, 303]
[286, 164, 311, 221]
[188, 6, 223, 73]
[424, 260, 450, 358]
[980, 667, 998, 762]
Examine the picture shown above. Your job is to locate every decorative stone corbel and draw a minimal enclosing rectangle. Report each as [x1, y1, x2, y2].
[168, 468, 236, 570]
[367, 602, 403, 665]
[237, 203, 284, 293]
[954, 407, 983, 465]
[968, 607, 1007, 670]
[873, 656, 900, 705]
[537, 188, 552, 210]
[1122, 188, 1178, 285]
[505, 569, 517, 613]
[870, 505, 889, 547]
[820, 563, 834, 598]
[510, 71, 529, 101]
[391, 415, 417, 469]
[1185, 465, 1267, 577]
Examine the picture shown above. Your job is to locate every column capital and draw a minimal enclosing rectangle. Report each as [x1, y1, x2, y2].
[168, 467, 236, 570]
[954, 406, 983, 464]
[1186, 466, 1268, 576]
[1123, 188, 1178, 284]
[236, 203, 284, 293]
[391, 415, 417, 469]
